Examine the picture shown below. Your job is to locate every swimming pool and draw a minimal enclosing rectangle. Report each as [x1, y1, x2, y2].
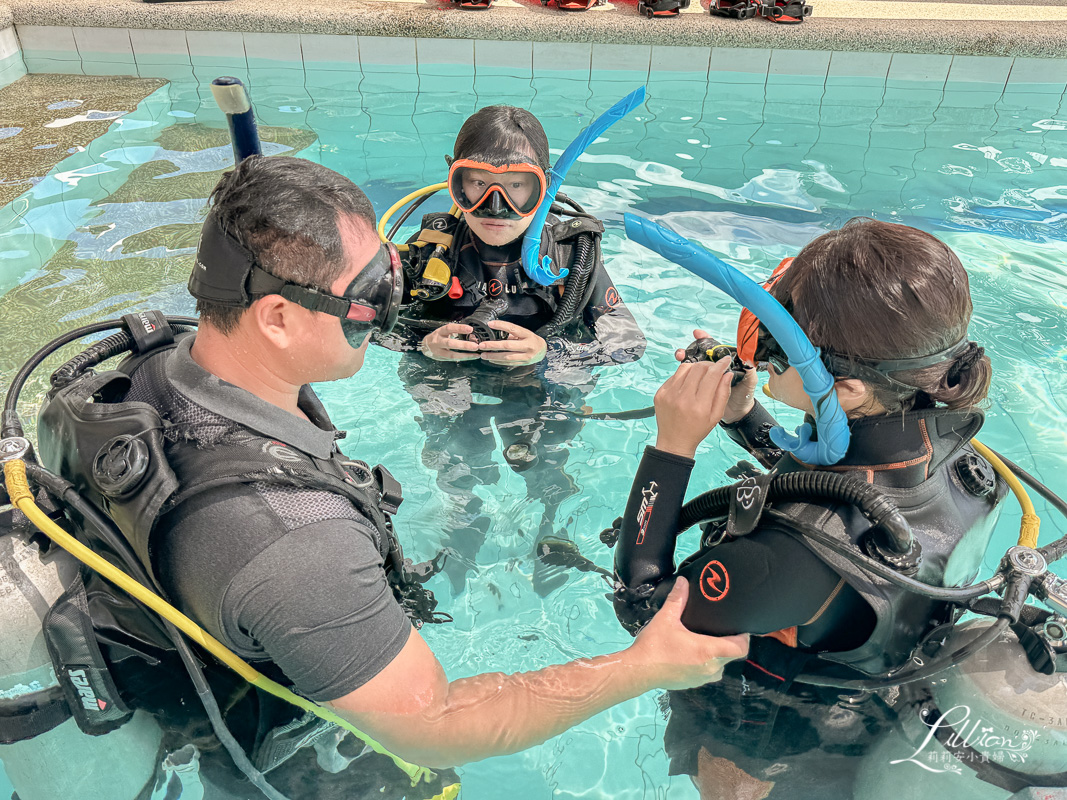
[1, 46, 1065, 799]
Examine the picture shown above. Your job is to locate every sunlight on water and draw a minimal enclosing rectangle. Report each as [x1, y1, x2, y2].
[0, 61, 1065, 799]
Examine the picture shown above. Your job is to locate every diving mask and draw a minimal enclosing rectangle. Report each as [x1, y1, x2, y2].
[736, 256, 972, 388]
[190, 211, 403, 342]
[447, 158, 547, 219]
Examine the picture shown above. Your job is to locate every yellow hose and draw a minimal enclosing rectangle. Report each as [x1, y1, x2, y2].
[377, 183, 448, 252]
[971, 439, 1040, 549]
[3, 458, 440, 790]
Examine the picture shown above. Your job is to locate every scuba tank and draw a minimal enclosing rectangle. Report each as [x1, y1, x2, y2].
[855, 618, 1067, 799]
[0, 515, 162, 800]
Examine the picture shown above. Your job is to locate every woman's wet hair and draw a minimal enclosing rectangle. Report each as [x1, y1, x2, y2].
[198, 155, 377, 333]
[774, 217, 992, 412]
[452, 106, 551, 171]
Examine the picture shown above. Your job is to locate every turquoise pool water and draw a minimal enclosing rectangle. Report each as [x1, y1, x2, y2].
[0, 59, 1065, 799]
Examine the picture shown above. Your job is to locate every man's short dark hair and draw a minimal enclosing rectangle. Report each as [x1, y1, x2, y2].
[196, 155, 377, 333]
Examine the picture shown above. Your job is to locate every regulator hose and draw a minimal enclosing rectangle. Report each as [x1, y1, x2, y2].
[762, 508, 1001, 604]
[3, 458, 438, 789]
[986, 449, 1067, 564]
[50, 324, 197, 389]
[537, 232, 595, 339]
[2, 315, 199, 438]
[797, 616, 1011, 690]
[678, 470, 918, 567]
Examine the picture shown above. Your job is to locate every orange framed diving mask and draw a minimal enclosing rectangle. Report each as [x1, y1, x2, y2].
[736, 257, 794, 367]
[447, 159, 548, 219]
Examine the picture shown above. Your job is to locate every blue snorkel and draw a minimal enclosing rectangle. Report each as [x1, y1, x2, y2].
[521, 86, 647, 287]
[623, 214, 851, 466]
[210, 77, 263, 165]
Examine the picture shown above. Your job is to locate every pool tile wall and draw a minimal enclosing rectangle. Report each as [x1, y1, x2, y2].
[9, 25, 1067, 110]
[0, 25, 25, 88]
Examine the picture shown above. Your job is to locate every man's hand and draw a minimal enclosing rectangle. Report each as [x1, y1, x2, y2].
[421, 323, 481, 362]
[628, 578, 749, 690]
[674, 328, 756, 425]
[654, 356, 734, 458]
[478, 321, 547, 366]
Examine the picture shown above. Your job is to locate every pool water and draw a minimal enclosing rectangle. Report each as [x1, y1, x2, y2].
[0, 59, 1065, 799]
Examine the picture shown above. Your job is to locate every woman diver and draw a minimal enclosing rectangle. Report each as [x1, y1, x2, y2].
[611, 218, 1007, 799]
[378, 105, 646, 595]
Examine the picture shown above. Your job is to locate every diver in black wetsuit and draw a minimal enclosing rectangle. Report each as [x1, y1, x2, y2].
[611, 218, 1006, 799]
[377, 106, 645, 595]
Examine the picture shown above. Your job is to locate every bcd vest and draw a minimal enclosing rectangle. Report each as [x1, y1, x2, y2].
[37, 335, 402, 589]
[681, 408, 1007, 678]
[406, 212, 604, 326]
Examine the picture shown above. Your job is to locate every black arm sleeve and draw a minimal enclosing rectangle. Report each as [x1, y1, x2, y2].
[612, 447, 873, 649]
[675, 528, 850, 638]
[545, 261, 646, 370]
[613, 447, 694, 633]
[719, 401, 784, 469]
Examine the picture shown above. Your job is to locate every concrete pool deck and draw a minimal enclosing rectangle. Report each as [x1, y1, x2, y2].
[4, 0, 1067, 59]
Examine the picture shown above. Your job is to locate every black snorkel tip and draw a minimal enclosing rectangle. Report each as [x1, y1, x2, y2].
[210, 77, 262, 165]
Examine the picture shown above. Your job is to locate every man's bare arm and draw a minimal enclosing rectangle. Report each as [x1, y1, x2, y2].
[327, 578, 748, 768]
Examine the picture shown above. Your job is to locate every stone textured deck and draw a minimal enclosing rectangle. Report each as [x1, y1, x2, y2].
[5, 0, 1067, 58]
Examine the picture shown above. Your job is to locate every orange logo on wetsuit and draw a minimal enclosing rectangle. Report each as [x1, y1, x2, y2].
[699, 561, 730, 601]
[605, 287, 620, 307]
[487, 279, 504, 297]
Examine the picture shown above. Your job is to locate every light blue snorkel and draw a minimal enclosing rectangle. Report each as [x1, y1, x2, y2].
[521, 86, 647, 287]
[623, 214, 851, 466]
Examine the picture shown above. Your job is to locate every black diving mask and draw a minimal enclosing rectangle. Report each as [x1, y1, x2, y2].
[189, 211, 403, 342]
[736, 256, 972, 388]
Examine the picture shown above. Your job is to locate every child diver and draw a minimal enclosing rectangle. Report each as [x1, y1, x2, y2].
[378, 106, 646, 595]
[612, 218, 1006, 799]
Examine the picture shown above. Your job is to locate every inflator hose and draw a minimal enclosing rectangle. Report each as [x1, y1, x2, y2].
[678, 470, 916, 563]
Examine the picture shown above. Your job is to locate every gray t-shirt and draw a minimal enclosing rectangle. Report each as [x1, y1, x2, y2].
[142, 337, 410, 702]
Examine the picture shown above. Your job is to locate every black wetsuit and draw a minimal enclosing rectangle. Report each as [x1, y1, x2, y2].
[378, 214, 645, 594]
[614, 401, 1006, 798]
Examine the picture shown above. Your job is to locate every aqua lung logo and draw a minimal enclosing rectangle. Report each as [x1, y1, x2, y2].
[474, 279, 535, 296]
[136, 312, 156, 335]
[68, 669, 108, 712]
[736, 476, 762, 510]
[699, 561, 730, 602]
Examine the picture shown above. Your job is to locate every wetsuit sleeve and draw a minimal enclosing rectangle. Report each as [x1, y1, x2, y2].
[222, 518, 411, 702]
[613, 446, 694, 633]
[675, 528, 851, 638]
[719, 400, 783, 469]
[544, 260, 646, 369]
